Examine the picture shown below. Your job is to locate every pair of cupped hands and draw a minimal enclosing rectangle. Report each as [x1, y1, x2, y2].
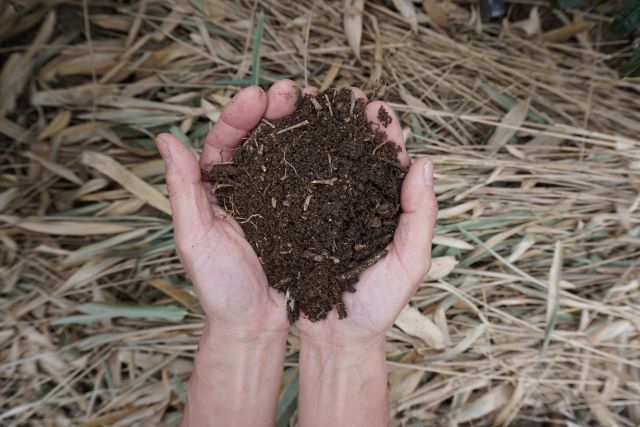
[155, 80, 438, 348]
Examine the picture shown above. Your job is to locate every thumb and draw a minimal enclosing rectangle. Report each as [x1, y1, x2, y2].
[156, 133, 213, 240]
[388, 157, 438, 283]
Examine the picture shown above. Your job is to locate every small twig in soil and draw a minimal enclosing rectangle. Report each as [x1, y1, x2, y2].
[281, 147, 299, 178]
[327, 154, 334, 172]
[324, 94, 333, 117]
[276, 120, 309, 135]
[311, 177, 338, 186]
[372, 140, 388, 155]
[262, 118, 275, 128]
[214, 183, 235, 190]
[285, 288, 295, 312]
[310, 97, 323, 111]
[276, 277, 292, 288]
[345, 92, 356, 122]
[238, 213, 264, 224]
[303, 194, 312, 211]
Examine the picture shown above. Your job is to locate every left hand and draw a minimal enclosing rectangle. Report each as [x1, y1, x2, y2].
[295, 88, 438, 350]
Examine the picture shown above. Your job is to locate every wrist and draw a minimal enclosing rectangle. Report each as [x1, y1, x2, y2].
[299, 334, 386, 368]
[298, 335, 388, 426]
[184, 322, 287, 427]
[201, 318, 289, 347]
[299, 336, 387, 387]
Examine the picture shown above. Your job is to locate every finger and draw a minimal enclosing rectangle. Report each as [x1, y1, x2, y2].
[365, 101, 410, 167]
[265, 79, 300, 120]
[349, 86, 367, 102]
[156, 133, 214, 239]
[302, 86, 319, 96]
[200, 85, 267, 168]
[387, 157, 438, 282]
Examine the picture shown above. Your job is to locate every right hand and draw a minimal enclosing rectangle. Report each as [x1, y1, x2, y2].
[155, 80, 307, 338]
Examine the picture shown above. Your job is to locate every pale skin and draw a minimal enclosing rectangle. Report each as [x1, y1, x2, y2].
[155, 80, 438, 427]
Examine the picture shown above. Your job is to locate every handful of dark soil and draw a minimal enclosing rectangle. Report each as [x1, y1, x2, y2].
[205, 88, 405, 322]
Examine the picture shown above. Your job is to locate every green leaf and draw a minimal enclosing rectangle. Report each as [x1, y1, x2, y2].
[189, 0, 206, 13]
[173, 374, 188, 403]
[479, 82, 548, 124]
[51, 302, 187, 325]
[276, 370, 299, 427]
[251, 12, 265, 86]
[621, 47, 640, 77]
[612, 0, 640, 35]
[170, 125, 193, 147]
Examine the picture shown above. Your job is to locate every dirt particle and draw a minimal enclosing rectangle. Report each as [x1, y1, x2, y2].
[368, 217, 382, 228]
[377, 106, 392, 127]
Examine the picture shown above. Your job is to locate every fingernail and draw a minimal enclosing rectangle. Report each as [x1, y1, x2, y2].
[156, 135, 172, 164]
[423, 160, 433, 186]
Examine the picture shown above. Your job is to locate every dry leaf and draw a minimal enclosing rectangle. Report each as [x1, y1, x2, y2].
[395, 305, 446, 349]
[8, 218, 132, 235]
[0, 11, 55, 116]
[320, 59, 343, 92]
[493, 380, 525, 426]
[543, 21, 594, 43]
[31, 84, 114, 107]
[422, 0, 449, 29]
[432, 235, 473, 250]
[428, 323, 486, 361]
[546, 241, 562, 326]
[426, 256, 458, 280]
[147, 278, 203, 314]
[130, 159, 166, 179]
[468, 224, 526, 260]
[0, 188, 18, 213]
[53, 52, 119, 77]
[201, 98, 221, 123]
[63, 229, 149, 267]
[458, 383, 513, 422]
[0, 117, 35, 143]
[21, 152, 82, 185]
[38, 111, 71, 141]
[344, 0, 365, 59]
[91, 14, 131, 32]
[438, 200, 479, 219]
[588, 320, 632, 344]
[392, 0, 418, 32]
[510, 6, 540, 37]
[96, 199, 146, 216]
[508, 234, 536, 262]
[81, 151, 171, 215]
[487, 99, 530, 149]
[585, 394, 619, 427]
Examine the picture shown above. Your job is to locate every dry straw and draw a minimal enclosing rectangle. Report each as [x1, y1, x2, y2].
[0, 0, 639, 425]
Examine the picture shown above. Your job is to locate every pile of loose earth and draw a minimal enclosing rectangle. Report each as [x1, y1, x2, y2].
[205, 88, 405, 322]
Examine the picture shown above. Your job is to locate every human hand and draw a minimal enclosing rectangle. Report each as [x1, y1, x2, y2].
[292, 88, 437, 426]
[295, 88, 438, 349]
[156, 80, 307, 338]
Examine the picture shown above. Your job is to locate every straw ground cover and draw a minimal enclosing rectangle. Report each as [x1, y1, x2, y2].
[1, 0, 639, 425]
